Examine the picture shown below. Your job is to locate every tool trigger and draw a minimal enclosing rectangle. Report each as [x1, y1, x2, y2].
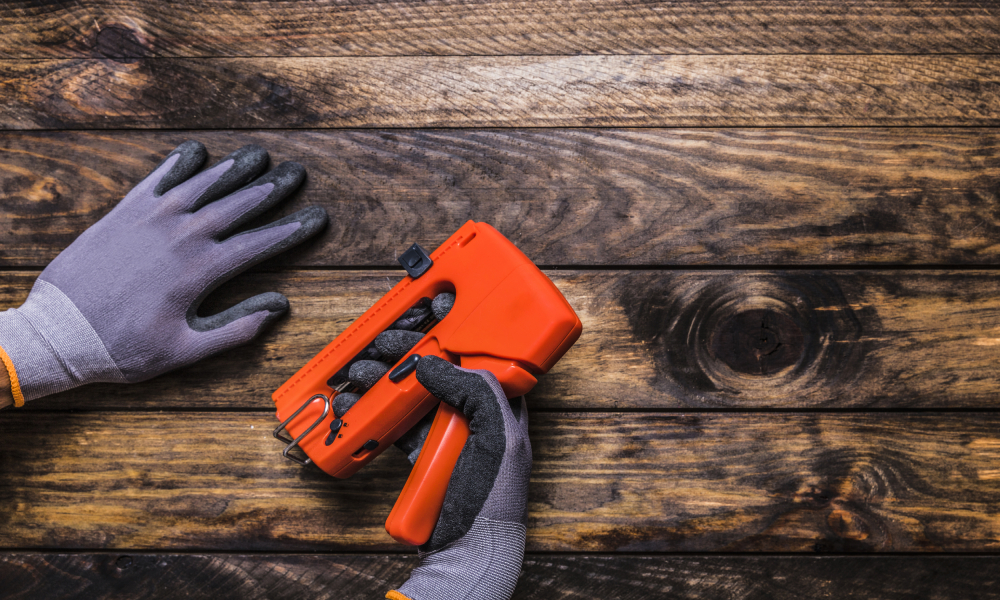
[388, 354, 421, 382]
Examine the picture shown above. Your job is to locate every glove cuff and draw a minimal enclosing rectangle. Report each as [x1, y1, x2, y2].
[0, 279, 125, 401]
[0, 342, 25, 407]
[397, 516, 526, 600]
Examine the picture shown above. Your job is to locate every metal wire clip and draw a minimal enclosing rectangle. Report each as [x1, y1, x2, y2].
[273, 393, 331, 466]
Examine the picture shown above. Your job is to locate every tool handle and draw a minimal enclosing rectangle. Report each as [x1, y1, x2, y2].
[385, 401, 469, 545]
[384, 355, 538, 546]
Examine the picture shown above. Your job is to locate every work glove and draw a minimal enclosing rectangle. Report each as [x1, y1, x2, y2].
[337, 298, 531, 600]
[0, 141, 327, 405]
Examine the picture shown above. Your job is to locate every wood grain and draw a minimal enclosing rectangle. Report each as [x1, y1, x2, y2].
[5, 269, 1000, 411]
[2, 411, 1000, 552]
[4, 56, 1000, 129]
[5, 129, 1000, 268]
[2, 553, 998, 600]
[5, 0, 998, 590]
[4, 1, 1000, 58]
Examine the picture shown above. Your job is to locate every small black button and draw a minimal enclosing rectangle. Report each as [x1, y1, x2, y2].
[325, 419, 344, 446]
[362, 439, 379, 451]
[388, 354, 420, 382]
[398, 243, 433, 278]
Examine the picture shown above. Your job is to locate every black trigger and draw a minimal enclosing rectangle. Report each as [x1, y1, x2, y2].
[388, 354, 421, 382]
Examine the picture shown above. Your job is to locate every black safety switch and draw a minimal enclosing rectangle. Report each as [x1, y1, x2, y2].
[398, 243, 433, 278]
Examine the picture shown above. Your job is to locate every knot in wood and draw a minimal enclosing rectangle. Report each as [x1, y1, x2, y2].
[711, 309, 803, 376]
[94, 25, 150, 62]
[617, 272, 871, 407]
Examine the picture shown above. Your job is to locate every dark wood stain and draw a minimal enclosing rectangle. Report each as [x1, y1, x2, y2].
[3, 2, 1000, 596]
[1, 412, 1000, 552]
[93, 25, 150, 61]
[4, 56, 1000, 129]
[2, 554, 999, 600]
[4, 129, 1000, 267]
[4, 1, 1000, 57]
[614, 271, 877, 408]
[711, 309, 804, 376]
[2, 269, 999, 410]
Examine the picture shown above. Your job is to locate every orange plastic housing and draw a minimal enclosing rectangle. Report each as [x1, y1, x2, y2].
[272, 221, 582, 546]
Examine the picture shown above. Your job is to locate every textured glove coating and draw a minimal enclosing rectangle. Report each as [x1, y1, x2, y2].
[338, 295, 452, 464]
[392, 356, 531, 600]
[327, 286, 528, 600]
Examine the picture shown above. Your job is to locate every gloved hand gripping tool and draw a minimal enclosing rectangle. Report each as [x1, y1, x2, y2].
[272, 221, 582, 545]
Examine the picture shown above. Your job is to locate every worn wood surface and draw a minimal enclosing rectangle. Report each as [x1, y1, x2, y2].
[5, 128, 1000, 268]
[3, 553, 999, 600]
[7, 269, 1000, 411]
[2, 411, 1000, 553]
[5, 55, 1000, 129]
[4, 0, 1000, 596]
[5, 1, 1000, 58]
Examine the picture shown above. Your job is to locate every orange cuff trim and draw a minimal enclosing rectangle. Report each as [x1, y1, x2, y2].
[386, 591, 413, 600]
[0, 344, 24, 407]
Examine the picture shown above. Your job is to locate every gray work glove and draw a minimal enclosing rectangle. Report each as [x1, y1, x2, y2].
[392, 356, 531, 600]
[337, 296, 530, 600]
[0, 141, 327, 405]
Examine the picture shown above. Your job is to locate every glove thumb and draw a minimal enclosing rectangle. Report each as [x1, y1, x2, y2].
[185, 292, 288, 362]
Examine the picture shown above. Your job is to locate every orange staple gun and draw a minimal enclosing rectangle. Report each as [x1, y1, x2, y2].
[272, 221, 582, 546]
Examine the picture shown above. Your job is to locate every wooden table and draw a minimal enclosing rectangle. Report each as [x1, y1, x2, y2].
[3, 2, 1000, 598]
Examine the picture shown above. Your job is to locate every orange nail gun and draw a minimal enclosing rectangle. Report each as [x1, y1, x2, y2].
[272, 221, 582, 546]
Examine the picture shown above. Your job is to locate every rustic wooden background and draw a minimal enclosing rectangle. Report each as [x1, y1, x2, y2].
[3, 1, 1000, 598]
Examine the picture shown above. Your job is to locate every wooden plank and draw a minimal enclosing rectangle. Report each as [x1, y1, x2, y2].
[6, 269, 1000, 411]
[5, 1, 1000, 58]
[4, 56, 1000, 129]
[2, 554, 999, 600]
[5, 128, 1000, 268]
[2, 412, 1000, 552]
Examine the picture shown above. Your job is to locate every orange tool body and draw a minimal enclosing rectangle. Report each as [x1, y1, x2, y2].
[272, 221, 582, 546]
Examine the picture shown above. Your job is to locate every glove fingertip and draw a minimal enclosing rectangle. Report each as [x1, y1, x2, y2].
[348, 360, 391, 391]
[271, 160, 306, 190]
[374, 330, 424, 362]
[246, 205, 329, 255]
[269, 204, 330, 255]
[332, 392, 361, 418]
[153, 140, 208, 197]
[172, 139, 207, 159]
[414, 355, 469, 408]
[431, 293, 455, 321]
[297, 205, 330, 237]
[231, 293, 290, 342]
[189, 291, 289, 334]
[415, 354, 450, 378]
[239, 143, 269, 159]
[187, 144, 271, 211]
[251, 291, 290, 321]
